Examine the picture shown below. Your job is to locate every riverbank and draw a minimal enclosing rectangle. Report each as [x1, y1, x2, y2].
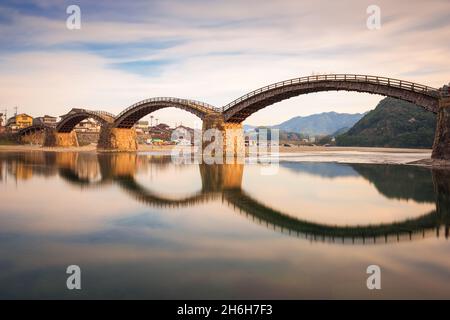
[274, 145, 433, 166]
[0, 144, 432, 152]
[0, 144, 177, 153]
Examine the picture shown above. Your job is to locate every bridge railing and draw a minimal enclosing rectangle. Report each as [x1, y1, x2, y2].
[60, 109, 116, 119]
[222, 74, 441, 112]
[91, 110, 116, 119]
[116, 97, 220, 119]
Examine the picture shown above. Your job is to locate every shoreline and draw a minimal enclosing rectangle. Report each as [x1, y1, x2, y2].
[0, 144, 433, 153]
[0, 144, 446, 168]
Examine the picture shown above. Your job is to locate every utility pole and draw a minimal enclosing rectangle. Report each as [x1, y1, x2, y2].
[1, 108, 6, 127]
[14, 106, 18, 116]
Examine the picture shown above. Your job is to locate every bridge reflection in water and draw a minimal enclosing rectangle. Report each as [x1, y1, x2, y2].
[1, 152, 449, 245]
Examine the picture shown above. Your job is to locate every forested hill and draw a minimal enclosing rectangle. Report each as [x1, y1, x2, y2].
[336, 97, 436, 148]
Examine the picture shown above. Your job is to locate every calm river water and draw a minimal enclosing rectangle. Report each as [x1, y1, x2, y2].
[0, 151, 449, 299]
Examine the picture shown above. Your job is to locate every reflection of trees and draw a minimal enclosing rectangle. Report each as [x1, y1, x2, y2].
[279, 162, 436, 204]
[432, 169, 450, 239]
[350, 164, 435, 203]
[280, 162, 359, 179]
[1, 152, 449, 244]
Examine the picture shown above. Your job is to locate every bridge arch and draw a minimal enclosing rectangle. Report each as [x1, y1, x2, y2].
[17, 124, 53, 145]
[17, 124, 52, 136]
[56, 108, 116, 133]
[117, 176, 212, 208]
[113, 97, 219, 128]
[223, 189, 444, 244]
[222, 74, 441, 122]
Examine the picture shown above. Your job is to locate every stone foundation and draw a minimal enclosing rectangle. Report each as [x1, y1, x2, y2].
[19, 131, 46, 145]
[56, 132, 79, 147]
[223, 122, 244, 158]
[97, 125, 138, 152]
[43, 129, 56, 147]
[432, 98, 450, 160]
[202, 113, 244, 159]
[43, 130, 78, 147]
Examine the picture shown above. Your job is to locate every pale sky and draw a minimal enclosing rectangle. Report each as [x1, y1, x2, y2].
[0, 0, 449, 127]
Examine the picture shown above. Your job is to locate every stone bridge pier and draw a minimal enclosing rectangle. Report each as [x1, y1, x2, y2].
[97, 124, 138, 152]
[43, 130, 79, 147]
[202, 113, 244, 158]
[18, 130, 47, 145]
[432, 97, 450, 160]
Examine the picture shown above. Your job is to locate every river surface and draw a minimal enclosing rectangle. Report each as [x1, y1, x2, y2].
[0, 151, 449, 299]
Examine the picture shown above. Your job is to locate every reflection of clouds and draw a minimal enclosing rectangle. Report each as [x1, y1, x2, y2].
[114, 212, 171, 229]
[1, 204, 450, 298]
[338, 238, 450, 298]
[0, 175, 145, 235]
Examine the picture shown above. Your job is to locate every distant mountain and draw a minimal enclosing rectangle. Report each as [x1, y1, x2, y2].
[244, 111, 365, 136]
[243, 124, 256, 132]
[272, 111, 364, 136]
[336, 97, 436, 148]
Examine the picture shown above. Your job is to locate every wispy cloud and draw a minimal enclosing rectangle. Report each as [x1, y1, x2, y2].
[0, 0, 449, 126]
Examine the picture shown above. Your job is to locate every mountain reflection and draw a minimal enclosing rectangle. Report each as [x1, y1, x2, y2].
[1, 152, 449, 245]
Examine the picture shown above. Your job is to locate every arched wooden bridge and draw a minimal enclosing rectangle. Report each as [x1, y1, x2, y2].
[15, 73, 450, 159]
[222, 74, 442, 122]
[56, 108, 116, 133]
[114, 97, 219, 128]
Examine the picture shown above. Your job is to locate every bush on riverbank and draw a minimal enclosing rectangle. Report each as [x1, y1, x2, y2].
[0, 133, 18, 145]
